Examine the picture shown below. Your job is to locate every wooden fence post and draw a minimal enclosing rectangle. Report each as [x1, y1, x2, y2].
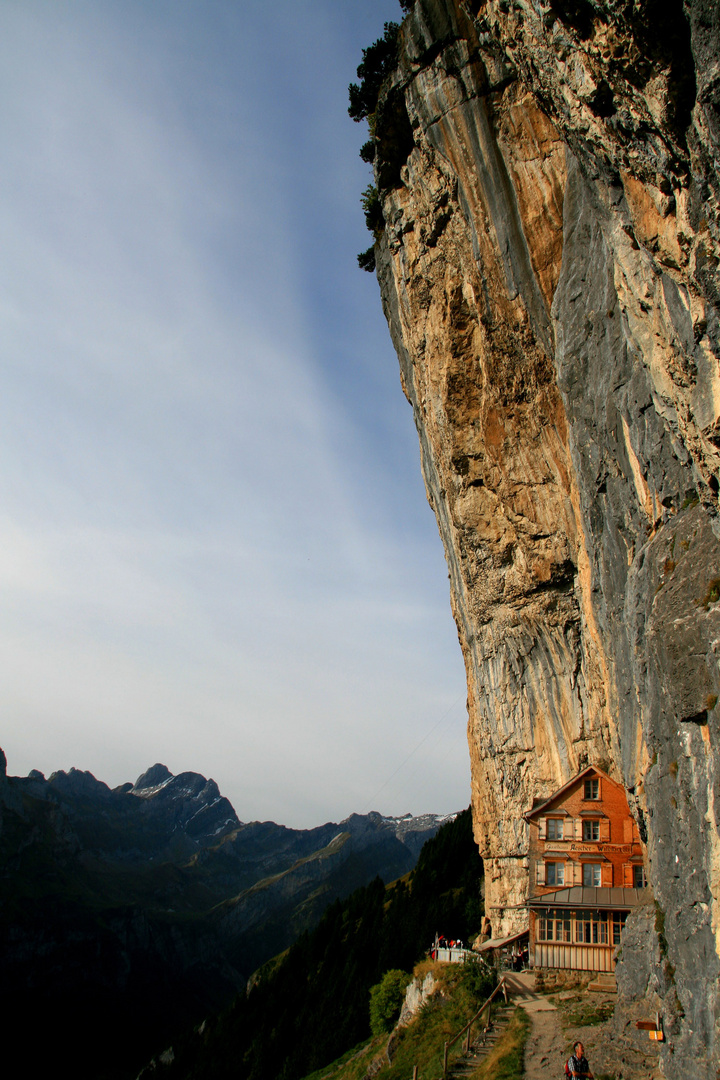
[413, 1067, 418, 1080]
[443, 1041, 449, 1078]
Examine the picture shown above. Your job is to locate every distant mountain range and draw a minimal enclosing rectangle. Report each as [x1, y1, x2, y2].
[0, 748, 455, 1080]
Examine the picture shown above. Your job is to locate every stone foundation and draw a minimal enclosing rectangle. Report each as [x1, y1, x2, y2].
[534, 968, 591, 993]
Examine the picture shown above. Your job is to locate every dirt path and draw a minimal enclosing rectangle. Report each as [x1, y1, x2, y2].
[503, 974, 664, 1080]
[504, 973, 566, 1080]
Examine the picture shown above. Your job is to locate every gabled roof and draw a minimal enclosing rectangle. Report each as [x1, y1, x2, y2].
[524, 765, 619, 822]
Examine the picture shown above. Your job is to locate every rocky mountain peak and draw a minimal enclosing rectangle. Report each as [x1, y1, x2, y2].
[127, 765, 240, 845]
[132, 763, 173, 792]
[48, 767, 113, 799]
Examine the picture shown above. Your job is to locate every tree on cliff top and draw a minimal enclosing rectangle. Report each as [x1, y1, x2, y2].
[347, 22, 400, 123]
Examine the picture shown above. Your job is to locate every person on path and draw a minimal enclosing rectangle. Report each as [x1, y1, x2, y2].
[568, 1041, 593, 1079]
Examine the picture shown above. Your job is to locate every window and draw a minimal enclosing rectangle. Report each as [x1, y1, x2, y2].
[633, 865, 647, 888]
[537, 912, 571, 942]
[575, 911, 592, 943]
[584, 778, 599, 800]
[612, 912, 627, 945]
[540, 910, 622, 946]
[547, 818, 564, 840]
[582, 819, 600, 841]
[546, 861, 565, 886]
[583, 862, 602, 887]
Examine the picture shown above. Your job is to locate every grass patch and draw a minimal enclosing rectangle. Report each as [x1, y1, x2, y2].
[301, 1039, 379, 1080]
[470, 1007, 530, 1080]
[556, 998, 615, 1026]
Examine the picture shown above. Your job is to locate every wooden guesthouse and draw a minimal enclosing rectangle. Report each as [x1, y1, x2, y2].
[524, 765, 649, 974]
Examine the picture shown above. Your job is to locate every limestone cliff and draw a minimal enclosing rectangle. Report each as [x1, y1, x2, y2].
[368, 0, 720, 1074]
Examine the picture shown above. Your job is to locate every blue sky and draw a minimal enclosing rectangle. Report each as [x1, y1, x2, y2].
[0, 0, 469, 827]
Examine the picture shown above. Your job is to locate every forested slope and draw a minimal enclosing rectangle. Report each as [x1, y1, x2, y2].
[143, 808, 484, 1080]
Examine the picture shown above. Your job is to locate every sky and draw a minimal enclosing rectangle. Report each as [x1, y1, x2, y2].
[0, 0, 470, 828]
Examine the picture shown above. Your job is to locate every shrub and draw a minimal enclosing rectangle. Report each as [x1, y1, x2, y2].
[348, 23, 400, 123]
[457, 956, 496, 1002]
[357, 247, 376, 272]
[359, 139, 375, 164]
[361, 184, 384, 237]
[369, 969, 410, 1035]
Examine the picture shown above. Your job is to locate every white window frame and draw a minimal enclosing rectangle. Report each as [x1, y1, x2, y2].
[546, 861, 565, 886]
[582, 819, 600, 841]
[582, 862, 602, 887]
[546, 818, 564, 840]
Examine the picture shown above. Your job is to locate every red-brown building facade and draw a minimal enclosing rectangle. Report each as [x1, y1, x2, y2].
[524, 765, 648, 973]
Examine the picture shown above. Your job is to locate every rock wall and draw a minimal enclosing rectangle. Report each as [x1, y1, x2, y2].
[370, 0, 720, 1074]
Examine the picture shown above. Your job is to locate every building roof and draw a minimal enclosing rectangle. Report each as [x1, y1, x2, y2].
[527, 886, 648, 910]
[477, 929, 529, 952]
[524, 765, 618, 822]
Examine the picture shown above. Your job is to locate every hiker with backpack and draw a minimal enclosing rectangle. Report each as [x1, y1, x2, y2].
[566, 1042, 593, 1079]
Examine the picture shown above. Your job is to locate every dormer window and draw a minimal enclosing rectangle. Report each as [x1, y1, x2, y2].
[584, 778, 600, 800]
[547, 818, 564, 840]
[582, 819, 600, 841]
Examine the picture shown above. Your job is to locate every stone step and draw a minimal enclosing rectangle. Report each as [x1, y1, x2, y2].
[445, 1012, 513, 1078]
[587, 973, 617, 993]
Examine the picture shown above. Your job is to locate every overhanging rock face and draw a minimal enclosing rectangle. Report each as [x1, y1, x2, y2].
[371, 1, 720, 1075]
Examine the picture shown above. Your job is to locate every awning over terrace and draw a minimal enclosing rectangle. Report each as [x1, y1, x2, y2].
[476, 929, 529, 953]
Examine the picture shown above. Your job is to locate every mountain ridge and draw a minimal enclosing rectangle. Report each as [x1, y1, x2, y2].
[0, 748, 457, 1079]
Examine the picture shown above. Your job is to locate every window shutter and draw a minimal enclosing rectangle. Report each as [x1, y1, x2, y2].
[623, 819, 632, 843]
[574, 818, 583, 841]
[623, 863, 634, 887]
[538, 818, 546, 840]
[600, 818, 610, 842]
[572, 861, 583, 885]
[536, 861, 545, 885]
[601, 862, 613, 887]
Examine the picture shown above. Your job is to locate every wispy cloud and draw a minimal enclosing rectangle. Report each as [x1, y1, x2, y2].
[0, 0, 469, 826]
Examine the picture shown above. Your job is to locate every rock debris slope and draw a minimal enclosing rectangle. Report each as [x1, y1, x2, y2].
[368, 0, 720, 1075]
